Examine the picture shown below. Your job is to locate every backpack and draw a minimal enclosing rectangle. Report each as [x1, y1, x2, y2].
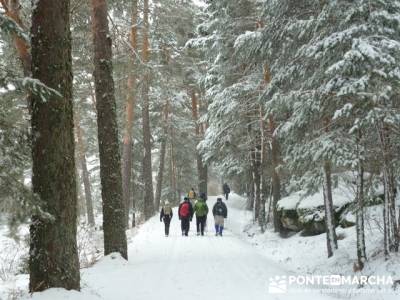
[195, 201, 207, 217]
[215, 203, 224, 216]
[188, 190, 195, 199]
[163, 205, 172, 216]
[180, 202, 190, 218]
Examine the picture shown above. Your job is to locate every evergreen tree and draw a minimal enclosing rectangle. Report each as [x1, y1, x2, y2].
[90, 0, 128, 259]
[29, 0, 80, 291]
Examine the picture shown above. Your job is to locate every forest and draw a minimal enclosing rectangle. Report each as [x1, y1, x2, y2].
[0, 0, 400, 299]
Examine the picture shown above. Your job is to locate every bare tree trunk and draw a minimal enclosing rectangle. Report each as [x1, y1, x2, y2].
[168, 140, 175, 201]
[378, 122, 399, 255]
[246, 168, 255, 210]
[141, 0, 155, 220]
[259, 105, 267, 232]
[323, 159, 338, 257]
[90, 0, 127, 259]
[355, 130, 366, 269]
[29, 0, 80, 291]
[250, 145, 261, 222]
[75, 111, 95, 226]
[122, 0, 138, 229]
[154, 101, 169, 211]
[191, 90, 208, 195]
[171, 127, 178, 201]
[269, 116, 282, 233]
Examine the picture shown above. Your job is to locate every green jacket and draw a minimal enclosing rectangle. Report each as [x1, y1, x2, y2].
[194, 199, 208, 217]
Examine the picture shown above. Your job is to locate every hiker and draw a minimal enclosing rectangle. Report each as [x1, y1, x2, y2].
[178, 197, 194, 236]
[160, 200, 173, 237]
[194, 193, 209, 236]
[212, 197, 227, 236]
[188, 187, 196, 204]
[223, 183, 230, 200]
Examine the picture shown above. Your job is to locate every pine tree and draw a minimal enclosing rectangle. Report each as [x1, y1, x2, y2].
[141, 0, 155, 220]
[29, 0, 80, 291]
[90, 0, 127, 259]
[122, 0, 139, 228]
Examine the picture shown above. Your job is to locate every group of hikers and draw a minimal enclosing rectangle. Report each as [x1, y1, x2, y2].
[159, 184, 231, 237]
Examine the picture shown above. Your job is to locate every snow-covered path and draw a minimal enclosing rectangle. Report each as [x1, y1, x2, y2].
[83, 199, 283, 300]
[25, 195, 330, 300]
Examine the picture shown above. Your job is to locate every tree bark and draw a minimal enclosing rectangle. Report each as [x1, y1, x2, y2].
[90, 0, 127, 259]
[355, 130, 366, 269]
[29, 0, 80, 291]
[246, 167, 255, 210]
[122, 0, 138, 229]
[141, 0, 155, 220]
[259, 105, 267, 232]
[75, 111, 95, 227]
[154, 101, 169, 211]
[170, 126, 178, 202]
[378, 122, 399, 255]
[190, 90, 207, 194]
[323, 159, 338, 257]
[269, 116, 282, 233]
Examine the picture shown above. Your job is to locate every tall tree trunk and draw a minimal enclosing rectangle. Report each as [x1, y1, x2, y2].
[355, 130, 366, 269]
[323, 159, 338, 257]
[259, 105, 267, 232]
[141, 0, 154, 219]
[170, 127, 178, 201]
[269, 116, 282, 233]
[378, 122, 399, 255]
[122, 0, 138, 229]
[75, 112, 95, 227]
[246, 168, 255, 210]
[154, 101, 169, 211]
[250, 145, 261, 222]
[198, 100, 208, 195]
[191, 90, 208, 194]
[29, 0, 80, 291]
[90, 0, 127, 259]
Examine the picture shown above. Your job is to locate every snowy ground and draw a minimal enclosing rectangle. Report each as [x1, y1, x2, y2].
[0, 194, 399, 300]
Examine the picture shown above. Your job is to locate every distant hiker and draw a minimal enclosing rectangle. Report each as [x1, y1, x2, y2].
[194, 193, 209, 236]
[212, 197, 227, 236]
[160, 200, 173, 237]
[188, 187, 197, 201]
[223, 183, 231, 200]
[178, 197, 194, 236]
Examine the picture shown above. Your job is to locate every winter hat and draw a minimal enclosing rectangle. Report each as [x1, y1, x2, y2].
[165, 200, 170, 205]
[200, 192, 206, 200]
[184, 197, 189, 201]
[217, 197, 222, 201]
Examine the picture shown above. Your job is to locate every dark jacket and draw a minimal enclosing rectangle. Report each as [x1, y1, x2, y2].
[178, 201, 194, 220]
[160, 206, 173, 221]
[223, 183, 230, 194]
[213, 201, 228, 218]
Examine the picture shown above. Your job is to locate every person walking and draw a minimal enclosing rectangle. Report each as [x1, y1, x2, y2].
[188, 188, 197, 206]
[160, 200, 173, 237]
[188, 187, 196, 202]
[223, 183, 230, 200]
[193, 193, 209, 236]
[212, 197, 227, 236]
[178, 197, 193, 236]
